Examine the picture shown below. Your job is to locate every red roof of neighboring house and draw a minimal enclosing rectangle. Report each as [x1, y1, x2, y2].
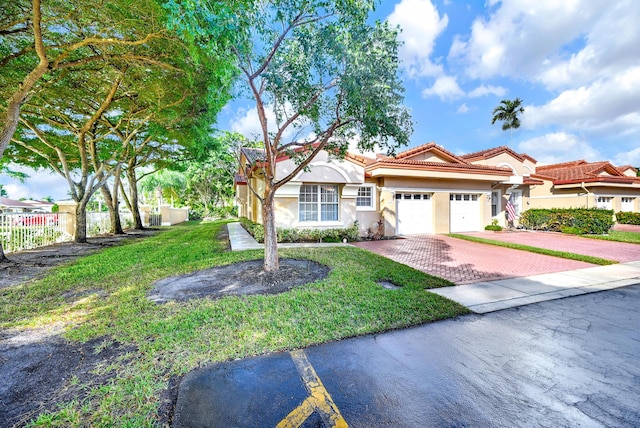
[0, 197, 39, 208]
[535, 160, 635, 185]
[461, 145, 537, 164]
[395, 142, 470, 164]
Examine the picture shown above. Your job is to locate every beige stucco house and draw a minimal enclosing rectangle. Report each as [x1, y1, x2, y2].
[236, 143, 640, 237]
[236, 143, 527, 236]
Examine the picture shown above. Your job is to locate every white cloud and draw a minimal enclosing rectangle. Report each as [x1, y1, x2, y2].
[0, 165, 69, 201]
[468, 84, 507, 98]
[421, 75, 464, 100]
[448, 0, 638, 90]
[457, 103, 469, 114]
[614, 147, 640, 167]
[387, 0, 448, 77]
[518, 132, 602, 164]
[523, 67, 640, 137]
[230, 104, 309, 143]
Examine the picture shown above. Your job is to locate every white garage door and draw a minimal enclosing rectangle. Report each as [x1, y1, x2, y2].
[450, 193, 481, 232]
[396, 193, 432, 235]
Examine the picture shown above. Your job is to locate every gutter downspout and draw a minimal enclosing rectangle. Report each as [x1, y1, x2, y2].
[581, 182, 592, 208]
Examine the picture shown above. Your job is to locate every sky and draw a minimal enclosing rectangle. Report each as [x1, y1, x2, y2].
[2, 0, 639, 201]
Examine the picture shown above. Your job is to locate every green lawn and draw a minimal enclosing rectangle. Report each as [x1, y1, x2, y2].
[448, 233, 618, 265]
[584, 230, 640, 244]
[0, 220, 467, 427]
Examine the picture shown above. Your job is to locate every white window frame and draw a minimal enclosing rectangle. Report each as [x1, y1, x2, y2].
[491, 191, 500, 217]
[298, 184, 340, 223]
[621, 197, 634, 212]
[355, 184, 376, 211]
[510, 189, 523, 216]
[596, 196, 613, 210]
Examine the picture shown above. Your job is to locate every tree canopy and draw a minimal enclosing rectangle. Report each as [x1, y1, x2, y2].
[166, 0, 413, 270]
[491, 98, 525, 134]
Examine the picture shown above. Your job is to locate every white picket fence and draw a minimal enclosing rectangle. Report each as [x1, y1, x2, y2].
[0, 211, 136, 254]
[86, 211, 135, 237]
[0, 212, 72, 254]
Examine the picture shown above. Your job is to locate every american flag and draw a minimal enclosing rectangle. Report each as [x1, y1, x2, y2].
[506, 194, 517, 222]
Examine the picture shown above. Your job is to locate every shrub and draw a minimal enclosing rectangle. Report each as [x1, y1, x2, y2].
[616, 211, 640, 225]
[519, 208, 614, 234]
[484, 225, 503, 231]
[239, 217, 360, 243]
[560, 226, 585, 235]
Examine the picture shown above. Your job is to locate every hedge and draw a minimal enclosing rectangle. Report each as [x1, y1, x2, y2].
[239, 217, 360, 243]
[519, 208, 614, 234]
[615, 211, 640, 225]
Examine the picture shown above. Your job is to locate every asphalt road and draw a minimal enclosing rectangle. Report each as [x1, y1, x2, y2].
[174, 285, 640, 427]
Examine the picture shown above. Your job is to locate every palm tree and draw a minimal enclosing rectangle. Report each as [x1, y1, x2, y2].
[492, 98, 525, 138]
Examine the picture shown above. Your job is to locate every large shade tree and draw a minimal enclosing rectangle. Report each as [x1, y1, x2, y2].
[168, 0, 412, 271]
[491, 98, 525, 136]
[2, 0, 238, 245]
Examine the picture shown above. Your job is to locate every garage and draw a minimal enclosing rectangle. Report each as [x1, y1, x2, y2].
[395, 193, 433, 235]
[450, 193, 481, 232]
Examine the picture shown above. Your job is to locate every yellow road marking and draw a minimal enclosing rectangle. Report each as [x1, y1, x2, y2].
[277, 349, 348, 428]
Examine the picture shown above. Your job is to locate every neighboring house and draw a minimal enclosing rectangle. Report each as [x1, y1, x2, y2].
[529, 161, 640, 213]
[0, 197, 54, 213]
[236, 144, 640, 237]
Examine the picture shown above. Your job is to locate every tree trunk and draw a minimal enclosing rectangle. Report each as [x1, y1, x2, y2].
[0, 0, 48, 161]
[75, 200, 89, 243]
[101, 184, 124, 235]
[0, 242, 8, 263]
[262, 191, 279, 272]
[126, 168, 144, 229]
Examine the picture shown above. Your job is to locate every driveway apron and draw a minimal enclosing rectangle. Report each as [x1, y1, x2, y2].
[352, 235, 593, 285]
[463, 230, 640, 263]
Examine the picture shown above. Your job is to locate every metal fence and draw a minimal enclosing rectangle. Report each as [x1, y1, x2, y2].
[86, 211, 135, 237]
[0, 212, 72, 254]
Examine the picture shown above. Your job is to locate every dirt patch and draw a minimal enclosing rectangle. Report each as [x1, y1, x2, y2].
[0, 332, 135, 428]
[148, 258, 330, 303]
[0, 229, 158, 290]
[1, 228, 331, 425]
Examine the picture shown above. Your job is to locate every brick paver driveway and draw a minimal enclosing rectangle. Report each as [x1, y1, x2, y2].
[463, 230, 640, 263]
[353, 235, 593, 285]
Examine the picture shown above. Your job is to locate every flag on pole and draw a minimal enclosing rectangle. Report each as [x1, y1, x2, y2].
[506, 194, 517, 223]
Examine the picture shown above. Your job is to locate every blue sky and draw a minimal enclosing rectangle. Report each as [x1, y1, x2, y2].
[3, 0, 640, 200]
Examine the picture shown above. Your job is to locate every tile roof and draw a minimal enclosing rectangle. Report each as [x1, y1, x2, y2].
[0, 197, 37, 208]
[366, 158, 512, 175]
[394, 142, 470, 164]
[241, 148, 266, 164]
[461, 145, 535, 163]
[536, 160, 635, 185]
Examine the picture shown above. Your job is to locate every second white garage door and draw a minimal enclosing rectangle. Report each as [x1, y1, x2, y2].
[396, 193, 433, 235]
[450, 193, 481, 232]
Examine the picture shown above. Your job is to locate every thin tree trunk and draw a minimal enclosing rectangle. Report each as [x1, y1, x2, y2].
[126, 167, 144, 229]
[262, 191, 279, 272]
[0, 242, 8, 263]
[75, 200, 89, 243]
[101, 184, 124, 235]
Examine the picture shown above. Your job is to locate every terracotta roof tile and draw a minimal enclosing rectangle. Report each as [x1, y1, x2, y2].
[394, 142, 470, 164]
[367, 158, 512, 174]
[461, 145, 535, 163]
[536, 160, 634, 185]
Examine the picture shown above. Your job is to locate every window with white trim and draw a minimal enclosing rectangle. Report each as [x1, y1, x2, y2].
[596, 196, 613, 210]
[356, 185, 375, 210]
[299, 184, 339, 222]
[621, 197, 634, 212]
[491, 191, 500, 217]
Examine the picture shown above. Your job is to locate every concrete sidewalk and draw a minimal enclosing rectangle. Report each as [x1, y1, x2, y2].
[228, 223, 640, 314]
[430, 262, 640, 313]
